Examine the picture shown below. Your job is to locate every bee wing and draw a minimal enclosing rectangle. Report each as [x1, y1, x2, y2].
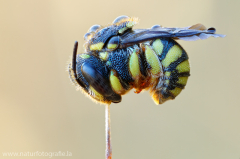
[189, 23, 207, 30]
[121, 24, 225, 46]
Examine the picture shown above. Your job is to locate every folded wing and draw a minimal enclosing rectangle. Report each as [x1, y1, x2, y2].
[121, 24, 225, 46]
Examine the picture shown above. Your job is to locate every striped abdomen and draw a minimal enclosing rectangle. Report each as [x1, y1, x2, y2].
[149, 38, 190, 104]
[107, 38, 190, 104]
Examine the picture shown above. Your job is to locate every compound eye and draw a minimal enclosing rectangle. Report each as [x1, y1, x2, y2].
[81, 62, 121, 103]
[88, 24, 101, 32]
[113, 15, 129, 24]
[107, 36, 120, 50]
[81, 63, 114, 97]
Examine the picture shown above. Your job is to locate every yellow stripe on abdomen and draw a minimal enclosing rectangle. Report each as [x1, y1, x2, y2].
[177, 77, 188, 85]
[176, 60, 190, 73]
[145, 45, 162, 75]
[149, 39, 190, 105]
[169, 87, 182, 97]
[152, 39, 164, 56]
[162, 45, 182, 68]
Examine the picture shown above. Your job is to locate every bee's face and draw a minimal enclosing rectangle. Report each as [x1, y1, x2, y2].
[68, 16, 224, 105]
[69, 47, 122, 104]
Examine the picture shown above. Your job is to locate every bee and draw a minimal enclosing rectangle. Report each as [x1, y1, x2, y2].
[68, 15, 225, 105]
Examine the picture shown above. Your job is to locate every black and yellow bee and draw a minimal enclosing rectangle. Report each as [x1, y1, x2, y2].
[68, 15, 225, 105]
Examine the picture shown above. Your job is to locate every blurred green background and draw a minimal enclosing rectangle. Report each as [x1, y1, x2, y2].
[0, 0, 239, 159]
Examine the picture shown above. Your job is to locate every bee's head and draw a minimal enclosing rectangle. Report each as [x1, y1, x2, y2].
[68, 42, 121, 104]
[68, 16, 138, 104]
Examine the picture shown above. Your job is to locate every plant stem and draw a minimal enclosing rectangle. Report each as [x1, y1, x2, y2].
[105, 104, 112, 159]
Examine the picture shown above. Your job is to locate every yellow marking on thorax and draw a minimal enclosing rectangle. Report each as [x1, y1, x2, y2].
[118, 21, 137, 34]
[79, 54, 90, 59]
[110, 70, 125, 95]
[145, 45, 162, 75]
[119, 27, 127, 34]
[176, 60, 190, 73]
[107, 44, 118, 50]
[162, 45, 182, 68]
[152, 39, 164, 56]
[99, 52, 108, 61]
[126, 21, 135, 28]
[90, 42, 104, 51]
